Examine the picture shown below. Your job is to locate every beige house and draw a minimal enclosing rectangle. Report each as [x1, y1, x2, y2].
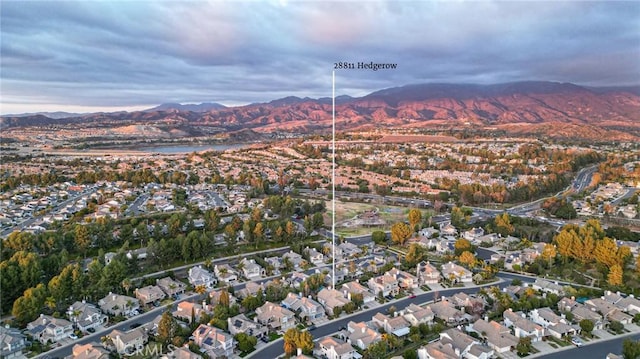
[98, 293, 139, 316]
[69, 342, 110, 359]
[135, 285, 166, 305]
[27, 314, 74, 345]
[156, 277, 187, 297]
[416, 261, 441, 285]
[192, 324, 235, 359]
[108, 328, 148, 355]
[255, 301, 296, 333]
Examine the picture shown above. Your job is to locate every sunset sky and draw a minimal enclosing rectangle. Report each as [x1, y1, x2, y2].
[1, 0, 639, 114]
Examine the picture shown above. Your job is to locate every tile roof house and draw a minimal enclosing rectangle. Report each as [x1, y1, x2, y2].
[173, 301, 207, 324]
[528, 307, 577, 339]
[161, 346, 203, 359]
[317, 288, 351, 316]
[108, 328, 148, 355]
[227, 314, 268, 339]
[371, 313, 411, 337]
[417, 341, 458, 359]
[386, 268, 418, 290]
[0, 326, 27, 359]
[469, 319, 519, 353]
[209, 289, 237, 307]
[192, 324, 235, 359]
[401, 303, 435, 326]
[213, 264, 239, 285]
[585, 298, 634, 324]
[236, 281, 265, 299]
[612, 296, 640, 315]
[304, 247, 324, 265]
[428, 300, 467, 324]
[255, 301, 296, 333]
[341, 321, 381, 350]
[283, 251, 306, 270]
[281, 293, 325, 322]
[188, 266, 217, 289]
[27, 314, 74, 345]
[441, 262, 472, 283]
[532, 279, 565, 296]
[438, 328, 493, 359]
[503, 308, 545, 342]
[69, 342, 110, 359]
[156, 277, 187, 297]
[314, 336, 358, 359]
[239, 258, 266, 280]
[416, 261, 441, 285]
[135, 285, 166, 306]
[67, 301, 108, 333]
[98, 293, 140, 316]
[367, 273, 400, 297]
[341, 281, 375, 304]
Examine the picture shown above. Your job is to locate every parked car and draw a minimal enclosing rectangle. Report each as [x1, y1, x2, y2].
[571, 337, 583, 347]
[68, 333, 78, 340]
[87, 327, 95, 333]
[129, 323, 142, 330]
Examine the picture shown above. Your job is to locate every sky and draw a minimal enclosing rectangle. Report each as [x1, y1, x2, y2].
[1, 0, 639, 115]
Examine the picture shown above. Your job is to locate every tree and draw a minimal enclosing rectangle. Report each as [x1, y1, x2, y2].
[391, 222, 412, 246]
[454, 238, 472, 256]
[219, 290, 230, 308]
[494, 213, 514, 236]
[579, 319, 594, 337]
[371, 230, 387, 245]
[595, 237, 620, 267]
[622, 338, 640, 359]
[235, 333, 257, 353]
[204, 209, 220, 231]
[459, 251, 477, 268]
[157, 311, 178, 344]
[405, 244, 424, 267]
[450, 206, 468, 228]
[541, 243, 557, 267]
[609, 321, 624, 334]
[403, 349, 418, 359]
[74, 224, 90, 257]
[408, 209, 422, 231]
[12, 284, 47, 325]
[283, 328, 313, 356]
[516, 337, 533, 356]
[608, 264, 623, 286]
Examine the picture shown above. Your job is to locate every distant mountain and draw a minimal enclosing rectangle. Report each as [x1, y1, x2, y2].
[3, 81, 640, 140]
[145, 102, 227, 112]
[2, 111, 86, 119]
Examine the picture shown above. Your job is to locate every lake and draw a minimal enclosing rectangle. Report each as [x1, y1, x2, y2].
[137, 143, 250, 154]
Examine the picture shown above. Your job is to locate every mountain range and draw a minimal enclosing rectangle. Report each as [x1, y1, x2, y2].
[2, 81, 640, 140]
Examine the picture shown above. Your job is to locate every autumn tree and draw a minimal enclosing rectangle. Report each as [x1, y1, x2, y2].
[408, 209, 422, 231]
[541, 243, 557, 267]
[405, 244, 424, 267]
[494, 213, 514, 236]
[12, 284, 48, 325]
[157, 311, 179, 344]
[454, 239, 472, 256]
[283, 328, 313, 355]
[608, 264, 623, 286]
[391, 222, 412, 246]
[450, 206, 468, 228]
[74, 224, 90, 257]
[459, 251, 477, 268]
[594, 237, 620, 268]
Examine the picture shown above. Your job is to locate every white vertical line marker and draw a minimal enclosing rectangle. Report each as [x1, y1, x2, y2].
[332, 70, 336, 290]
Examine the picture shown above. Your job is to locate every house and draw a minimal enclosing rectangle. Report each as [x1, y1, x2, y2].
[98, 293, 140, 316]
[428, 300, 467, 324]
[255, 301, 296, 332]
[371, 313, 411, 337]
[156, 277, 187, 297]
[135, 285, 166, 306]
[463, 227, 485, 242]
[401, 303, 434, 326]
[27, 314, 74, 344]
[585, 298, 634, 324]
[341, 321, 381, 350]
[108, 328, 148, 355]
[438, 328, 493, 359]
[173, 301, 206, 324]
[416, 261, 441, 285]
[570, 305, 604, 330]
[188, 266, 216, 289]
[209, 289, 237, 307]
[69, 342, 110, 359]
[440, 262, 472, 283]
[532, 279, 565, 295]
[314, 336, 358, 359]
[469, 319, 518, 353]
[281, 293, 325, 322]
[0, 326, 27, 359]
[161, 346, 203, 359]
[288, 272, 310, 290]
[439, 222, 457, 236]
[317, 288, 351, 316]
[236, 282, 265, 299]
[142, 314, 163, 335]
[304, 247, 324, 265]
[341, 281, 375, 304]
[191, 324, 235, 359]
[283, 251, 305, 269]
[613, 295, 640, 315]
[450, 292, 485, 313]
[386, 267, 418, 290]
[338, 242, 364, 258]
[368, 273, 400, 297]
[503, 309, 545, 342]
[418, 341, 458, 359]
[529, 307, 577, 339]
[67, 301, 108, 333]
[227, 314, 268, 339]
[264, 256, 282, 274]
[213, 264, 239, 285]
[239, 258, 265, 280]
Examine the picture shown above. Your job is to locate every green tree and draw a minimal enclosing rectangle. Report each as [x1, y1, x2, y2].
[405, 243, 424, 267]
[391, 222, 412, 246]
[12, 284, 48, 325]
[622, 339, 640, 359]
[579, 319, 594, 337]
[450, 206, 468, 228]
[516, 337, 533, 356]
[235, 333, 257, 353]
[403, 349, 418, 359]
[371, 230, 387, 245]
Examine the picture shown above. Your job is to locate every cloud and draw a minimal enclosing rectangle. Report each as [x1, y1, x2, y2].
[1, 0, 639, 114]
